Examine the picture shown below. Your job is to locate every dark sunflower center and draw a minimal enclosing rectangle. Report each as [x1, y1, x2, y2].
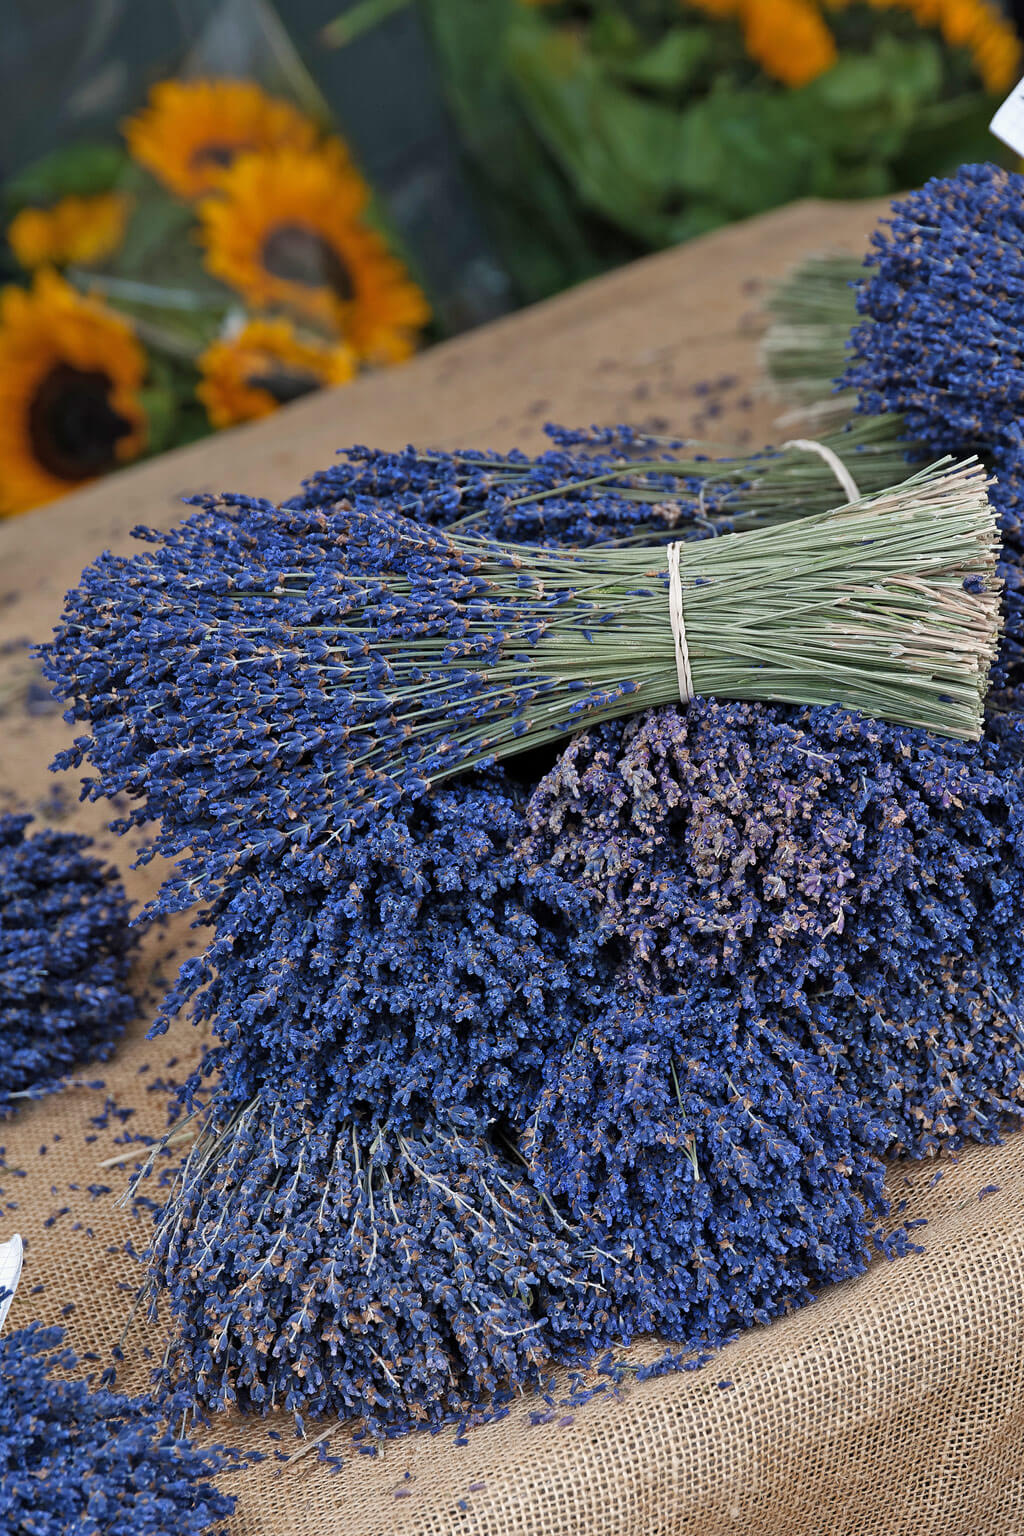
[245, 367, 323, 405]
[190, 141, 250, 170]
[27, 364, 132, 482]
[261, 223, 353, 300]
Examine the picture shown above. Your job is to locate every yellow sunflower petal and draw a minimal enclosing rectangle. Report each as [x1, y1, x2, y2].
[8, 192, 129, 271]
[197, 318, 356, 430]
[0, 270, 147, 517]
[937, 0, 1021, 89]
[123, 77, 321, 199]
[198, 147, 429, 363]
[742, 0, 838, 86]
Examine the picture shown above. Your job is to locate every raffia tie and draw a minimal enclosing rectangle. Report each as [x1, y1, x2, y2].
[781, 437, 861, 504]
[665, 541, 694, 703]
[666, 438, 862, 703]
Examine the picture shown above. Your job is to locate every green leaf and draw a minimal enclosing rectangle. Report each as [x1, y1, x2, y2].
[139, 352, 210, 457]
[505, 18, 691, 242]
[674, 87, 830, 215]
[588, 8, 641, 58]
[421, 0, 627, 298]
[320, 0, 413, 48]
[609, 27, 714, 92]
[811, 55, 887, 113]
[4, 144, 130, 210]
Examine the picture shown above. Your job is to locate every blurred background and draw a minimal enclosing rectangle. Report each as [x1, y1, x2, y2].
[0, 0, 1020, 518]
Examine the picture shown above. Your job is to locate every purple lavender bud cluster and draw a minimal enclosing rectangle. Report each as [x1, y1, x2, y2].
[843, 163, 1024, 683]
[521, 701, 1024, 1159]
[144, 744, 904, 1429]
[0, 813, 135, 1115]
[521, 986, 897, 1343]
[153, 773, 598, 1132]
[0, 1319, 234, 1534]
[152, 1100, 606, 1433]
[285, 428, 734, 547]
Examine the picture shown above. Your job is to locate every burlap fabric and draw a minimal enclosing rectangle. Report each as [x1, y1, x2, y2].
[2, 198, 1022, 1535]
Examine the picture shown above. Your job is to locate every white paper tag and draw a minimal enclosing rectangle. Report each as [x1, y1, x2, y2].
[0, 1234, 24, 1332]
[990, 76, 1024, 157]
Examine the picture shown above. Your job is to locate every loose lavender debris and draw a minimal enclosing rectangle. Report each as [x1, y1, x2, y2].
[0, 1320, 235, 1534]
[0, 814, 135, 1115]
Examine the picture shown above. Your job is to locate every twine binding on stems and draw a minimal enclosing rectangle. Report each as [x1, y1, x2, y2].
[666, 542, 694, 702]
[781, 438, 861, 503]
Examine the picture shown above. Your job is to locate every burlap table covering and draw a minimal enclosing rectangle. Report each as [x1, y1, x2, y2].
[2, 198, 1022, 1536]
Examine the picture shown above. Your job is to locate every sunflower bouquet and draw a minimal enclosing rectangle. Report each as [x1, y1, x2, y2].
[0, 77, 431, 519]
[417, 0, 1021, 301]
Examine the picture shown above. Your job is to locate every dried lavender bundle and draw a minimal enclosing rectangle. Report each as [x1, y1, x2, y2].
[761, 253, 864, 422]
[845, 163, 1024, 483]
[0, 813, 135, 1114]
[150, 772, 598, 1132]
[762, 166, 1024, 689]
[145, 1097, 610, 1431]
[0, 1320, 235, 1534]
[522, 700, 1024, 1158]
[843, 162, 1024, 686]
[290, 415, 919, 543]
[42, 460, 1000, 922]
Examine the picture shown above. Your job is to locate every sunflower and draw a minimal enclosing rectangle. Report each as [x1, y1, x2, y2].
[734, 0, 838, 84]
[197, 318, 356, 429]
[830, 0, 1021, 88]
[8, 192, 129, 270]
[198, 148, 430, 364]
[0, 270, 147, 516]
[123, 78, 320, 199]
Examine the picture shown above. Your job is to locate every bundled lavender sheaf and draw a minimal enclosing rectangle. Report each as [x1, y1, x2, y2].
[150, 1097, 609, 1431]
[522, 701, 1024, 1157]
[40, 461, 1001, 931]
[141, 751, 904, 1428]
[842, 163, 1024, 680]
[0, 1320, 234, 1534]
[522, 985, 898, 1342]
[286, 417, 915, 544]
[153, 773, 600, 1131]
[0, 813, 135, 1114]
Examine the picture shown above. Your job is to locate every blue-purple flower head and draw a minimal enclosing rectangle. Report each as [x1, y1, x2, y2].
[0, 813, 135, 1115]
[0, 1321, 234, 1535]
[842, 162, 1024, 682]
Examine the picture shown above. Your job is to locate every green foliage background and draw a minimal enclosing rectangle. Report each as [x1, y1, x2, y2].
[418, 0, 1012, 303]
